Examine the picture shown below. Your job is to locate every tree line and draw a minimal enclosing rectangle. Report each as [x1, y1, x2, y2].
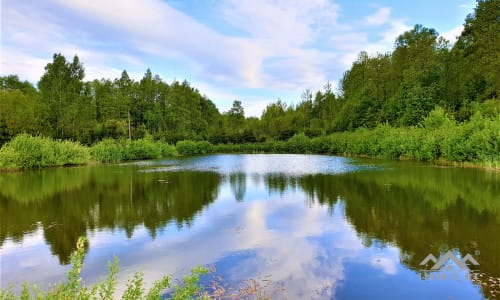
[0, 0, 498, 147]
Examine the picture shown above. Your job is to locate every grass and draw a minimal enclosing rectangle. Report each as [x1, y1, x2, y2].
[175, 140, 214, 156]
[90, 138, 177, 163]
[0, 135, 178, 169]
[0, 134, 90, 169]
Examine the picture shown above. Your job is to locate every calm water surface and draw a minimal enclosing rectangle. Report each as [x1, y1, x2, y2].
[1, 154, 499, 299]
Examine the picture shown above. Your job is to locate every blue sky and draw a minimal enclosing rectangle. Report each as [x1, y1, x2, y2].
[1, 0, 476, 116]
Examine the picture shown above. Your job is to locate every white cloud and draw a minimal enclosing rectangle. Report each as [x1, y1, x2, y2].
[1, 0, 423, 116]
[53, 0, 267, 88]
[365, 7, 392, 26]
[458, 3, 474, 9]
[220, 0, 340, 47]
[442, 25, 464, 43]
[370, 256, 398, 275]
[0, 49, 50, 82]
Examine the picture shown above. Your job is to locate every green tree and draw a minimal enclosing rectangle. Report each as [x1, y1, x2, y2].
[38, 54, 85, 138]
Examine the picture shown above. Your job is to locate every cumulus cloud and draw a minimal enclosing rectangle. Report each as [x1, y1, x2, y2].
[364, 7, 392, 26]
[441, 25, 464, 43]
[1, 0, 420, 116]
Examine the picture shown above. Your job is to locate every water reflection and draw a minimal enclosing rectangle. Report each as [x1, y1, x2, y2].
[1, 155, 499, 299]
[1, 167, 222, 263]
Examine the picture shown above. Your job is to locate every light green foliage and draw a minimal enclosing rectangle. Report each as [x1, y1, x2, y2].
[172, 266, 209, 300]
[0, 134, 89, 169]
[206, 107, 500, 167]
[90, 139, 177, 162]
[0, 237, 208, 300]
[90, 139, 125, 163]
[286, 133, 311, 153]
[423, 106, 454, 129]
[176, 140, 214, 156]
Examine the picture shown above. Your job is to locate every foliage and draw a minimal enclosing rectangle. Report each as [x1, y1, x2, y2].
[207, 108, 500, 167]
[0, 237, 208, 299]
[90, 139, 125, 163]
[2, 107, 499, 169]
[0, 134, 89, 169]
[176, 140, 214, 156]
[90, 138, 177, 163]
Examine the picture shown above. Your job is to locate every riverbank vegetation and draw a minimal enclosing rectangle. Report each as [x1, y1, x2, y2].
[1, 107, 499, 169]
[0, 0, 498, 168]
[90, 136, 177, 163]
[0, 135, 178, 169]
[0, 134, 89, 169]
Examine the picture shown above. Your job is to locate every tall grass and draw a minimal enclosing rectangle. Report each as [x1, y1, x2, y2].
[0, 134, 90, 169]
[209, 109, 500, 167]
[176, 140, 214, 156]
[0, 237, 209, 300]
[90, 138, 177, 163]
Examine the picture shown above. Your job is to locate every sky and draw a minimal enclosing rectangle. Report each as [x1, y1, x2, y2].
[1, 0, 477, 116]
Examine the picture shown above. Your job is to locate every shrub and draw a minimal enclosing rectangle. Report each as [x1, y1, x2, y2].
[0, 134, 89, 169]
[125, 139, 162, 160]
[91, 139, 124, 163]
[157, 142, 178, 157]
[176, 140, 199, 156]
[286, 133, 311, 153]
[176, 140, 214, 156]
[196, 141, 214, 154]
[91, 139, 176, 162]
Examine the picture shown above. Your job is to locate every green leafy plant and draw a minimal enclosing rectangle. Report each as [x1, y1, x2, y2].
[0, 237, 208, 300]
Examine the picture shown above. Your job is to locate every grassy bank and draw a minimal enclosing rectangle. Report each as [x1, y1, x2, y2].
[1, 110, 499, 170]
[0, 134, 90, 169]
[0, 135, 178, 169]
[183, 110, 500, 169]
[90, 138, 177, 163]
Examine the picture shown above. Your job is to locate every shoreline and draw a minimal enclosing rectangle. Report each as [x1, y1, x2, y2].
[1, 151, 498, 173]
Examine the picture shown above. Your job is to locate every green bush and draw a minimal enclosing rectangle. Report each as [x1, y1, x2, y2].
[125, 139, 162, 160]
[0, 134, 89, 169]
[196, 141, 214, 155]
[286, 133, 311, 153]
[176, 140, 214, 156]
[90, 139, 124, 163]
[157, 142, 178, 157]
[91, 139, 176, 162]
[176, 140, 199, 156]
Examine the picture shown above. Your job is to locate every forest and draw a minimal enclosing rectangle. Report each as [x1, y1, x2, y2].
[0, 0, 499, 168]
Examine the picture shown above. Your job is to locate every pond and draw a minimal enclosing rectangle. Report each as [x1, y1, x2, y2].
[1, 154, 499, 299]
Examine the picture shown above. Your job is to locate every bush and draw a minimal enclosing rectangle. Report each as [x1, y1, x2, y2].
[176, 140, 214, 156]
[176, 140, 199, 156]
[0, 134, 90, 169]
[90, 139, 125, 163]
[285, 133, 311, 153]
[91, 139, 177, 163]
[125, 139, 162, 160]
[157, 142, 178, 157]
